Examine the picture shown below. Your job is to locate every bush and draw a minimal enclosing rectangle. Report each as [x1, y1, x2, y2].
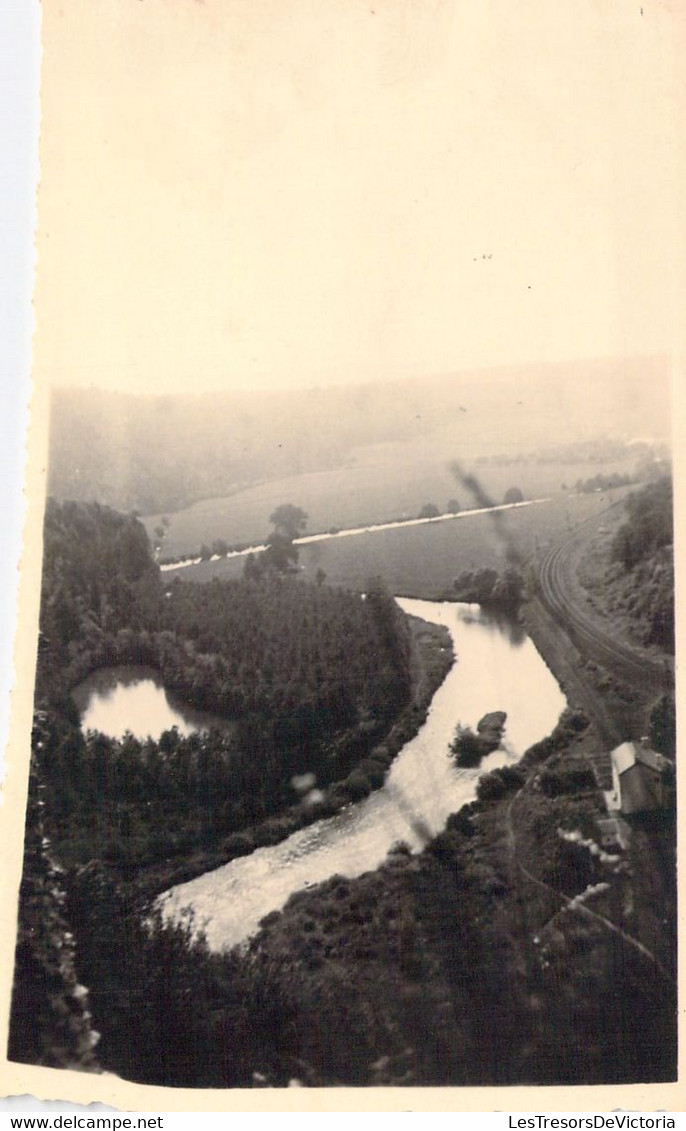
[496, 765, 525, 790]
[538, 768, 596, 798]
[476, 771, 508, 803]
[451, 726, 490, 766]
[503, 487, 524, 505]
[344, 770, 373, 800]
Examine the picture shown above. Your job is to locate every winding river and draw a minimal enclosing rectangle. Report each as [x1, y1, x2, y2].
[160, 598, 567, 951]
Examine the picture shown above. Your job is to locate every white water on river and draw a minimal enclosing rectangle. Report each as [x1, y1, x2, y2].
[160, 598, 567, 950]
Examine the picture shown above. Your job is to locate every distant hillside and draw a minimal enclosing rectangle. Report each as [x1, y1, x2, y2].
[578, 477, 674, 657]
[607, 478, 674, 653]
[47, 357, 671, 514]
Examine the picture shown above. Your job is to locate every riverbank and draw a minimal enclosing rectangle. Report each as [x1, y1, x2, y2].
[524, 592, 665, 754]
[59, 676, 676, 1088]
[523, 596, 621, 758]
[208, 707, 676, 1086]
[128, 613, 453, 901]
[159, 597, 566, 950]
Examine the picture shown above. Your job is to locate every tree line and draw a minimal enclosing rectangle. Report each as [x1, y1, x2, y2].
[611, 477, 673, 571]
[610, 477, 674, 652]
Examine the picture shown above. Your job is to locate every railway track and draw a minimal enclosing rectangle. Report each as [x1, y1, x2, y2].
[537, 526, 670, 694]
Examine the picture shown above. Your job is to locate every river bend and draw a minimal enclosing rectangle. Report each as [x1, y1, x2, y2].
[160, 598, 566, 950]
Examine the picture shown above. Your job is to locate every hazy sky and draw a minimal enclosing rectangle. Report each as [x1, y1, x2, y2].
[34, 0, 684, 395]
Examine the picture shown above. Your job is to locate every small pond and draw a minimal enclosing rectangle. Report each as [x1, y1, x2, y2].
[71, 665, 227, 741]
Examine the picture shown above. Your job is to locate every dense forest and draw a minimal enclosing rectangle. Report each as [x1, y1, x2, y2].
[608, 477, 674, 652]
[9, 765, 101, 1071]
[10, 497, 456, 1077]
[9, 480, 676, 1087]
[13, 708, 675, 1087]
[611, 477, 673, 571]
[32, 499, 428, 873]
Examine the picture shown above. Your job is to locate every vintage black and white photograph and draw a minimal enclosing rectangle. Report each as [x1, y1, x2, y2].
[1, 0, 681, 1106]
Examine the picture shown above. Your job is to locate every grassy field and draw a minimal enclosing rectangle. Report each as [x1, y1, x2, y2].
[164, 489, 630, 599]
[144, 431, 638, 560]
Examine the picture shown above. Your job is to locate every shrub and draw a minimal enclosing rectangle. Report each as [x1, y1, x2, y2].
[476, 771, 507, 803]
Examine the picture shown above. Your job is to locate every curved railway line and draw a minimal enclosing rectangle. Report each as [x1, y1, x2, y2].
[536, 523, 670, 694]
